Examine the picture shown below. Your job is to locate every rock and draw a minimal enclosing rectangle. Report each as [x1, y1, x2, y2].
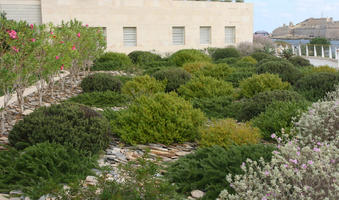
[43, 103, 51, 107]
[85, 176, 98, 185]
[9, 191, 23, 196]
[9, 198, 21, 200]
[150, 149, 175, 158]
[0, 137, 9, 144]
[22, 109, 33, 116]
[0, 193, 9, 200]
[175, 151, 191, 156]
[191, 190, 205, 199]
[187, 197, 195, 200]
[125, 151, 138, 161]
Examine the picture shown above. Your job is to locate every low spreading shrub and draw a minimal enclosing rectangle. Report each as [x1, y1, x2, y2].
[80, 73, 122, 93]
[295, 72, 339, 101]
[178, 76, 234, 100]
[288, 56, 311, 67]
[239, 56, 257, 64]
[218, 138, 338, 200]
[91, 52, 133, 71]
[8, 103, 110, 153]
[182, 61, 214, 73]
[0, 142, 97, 199]
[192, 96, 233, 119]
[166, 145, 276, 200]
[211, 47, 241, 61]
[121, 75, 166, 99]
[239, 73, 291, 98]
[153, 68, 191, 92]
[128, 51, 162, 67]
[224, 66, 256, 87]
[194, 63, 233, 81]
[169, 49, 211, 66]
[199, 119, 261, 149]
[251, 101, 309, 140]
[68, 91, 131, 108]
[250, 52, 273, 62]
[311, 65, 338, 73]
[111, 93, 206, 145]
[214, 57, 239, 65]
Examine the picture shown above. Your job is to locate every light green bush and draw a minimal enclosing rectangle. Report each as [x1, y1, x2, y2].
[169, 49, 211, 66]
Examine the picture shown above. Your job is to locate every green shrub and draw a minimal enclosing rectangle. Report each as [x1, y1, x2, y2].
[250, 52, 273, 62]
[91, 52, 133, 71]
[194, 63, 233, 82]
[199, 119, 261, 149]
[80, 73, 122, 93]
[311, 65, 338, 73]
[178, 76, 234, 100]
[256, 60, 301, 84]
[166, 144, 275, 200]
[224, 66, 256, 87]
[0, 142, 96, 199]
[288, 56, 311, 67]
[257, 57, 285, 66]
[192, 96, 234, 119]
[182, 61, 214, 73]
[121, 75, 166, 99]
[211, 47, 241, 61]
[214, 57, 239, 65]
[114, 75, 133, 84]
[295, 72, 339, 101]
[239, 56, 257, 64]
[111, 93, 206, 145]
[128, 51, 161, 67]
[239, 73, 291, 98]
[153, 68, 191, 92]
[68, 91, 131, 108]
[251, 101, 310, 140]
[9, 103, 110, 153]
[229, 90, 306, 122]
[169, 49, 211, 66]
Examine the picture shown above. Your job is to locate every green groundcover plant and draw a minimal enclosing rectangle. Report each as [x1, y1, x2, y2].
[91, 52, 132, 71]
[80, 73, 122, 93]
[153, 68, 191, 92]
[169, 49, 211, 66]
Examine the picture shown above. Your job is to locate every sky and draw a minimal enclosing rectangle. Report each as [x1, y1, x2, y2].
[246, 0, 339, 33]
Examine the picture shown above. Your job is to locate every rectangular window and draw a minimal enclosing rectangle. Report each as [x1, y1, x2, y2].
[225, 26, 236, 44]
[172, 27, 185, 45]
[123, 27, 137, 46]
[200, 26, 211, 45]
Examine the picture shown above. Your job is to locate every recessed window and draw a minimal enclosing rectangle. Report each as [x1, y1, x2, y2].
[172, 27, 185, 45]
[123, 27, 137, 46]
[225, 26, 236, 44]
[200, 26, 211, 45]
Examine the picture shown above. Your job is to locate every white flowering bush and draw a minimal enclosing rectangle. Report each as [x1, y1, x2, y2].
[218, 136, 339, 200]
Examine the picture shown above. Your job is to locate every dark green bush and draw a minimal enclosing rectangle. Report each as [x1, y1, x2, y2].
[295, 72, 339, 101]
[0, 142, 96, 199]
[224, 66, 256, 87]
[211, 47, 241, 61]
[288, 56, 311, 67]
[250, 52, 273, 62]
[111, 93, 206, 145]
[68, 91, 131, 108]
[91, 52, 133, 71]
[192, 96, 233, 119]
[257, 57, 285, 66]
[9, 103, 110, 153]
[128, 51, 161, 66]
[80, 73, 122, 93]
[214, 57, 239, 65]
[166, 145, 276, 200]
[194, 63, 233, 81]
[169, 49, 211, 66]
[256, 60, 301, 84]
[251, 101, 310, 140]
[153, 68, 191, 92]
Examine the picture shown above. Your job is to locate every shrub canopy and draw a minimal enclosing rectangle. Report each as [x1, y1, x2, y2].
[80, 73, 122, 93]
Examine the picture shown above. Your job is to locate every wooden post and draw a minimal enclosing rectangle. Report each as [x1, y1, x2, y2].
[306, 44, 309, 57]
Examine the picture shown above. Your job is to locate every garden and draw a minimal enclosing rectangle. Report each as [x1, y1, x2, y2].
[0, 15, 338, 200]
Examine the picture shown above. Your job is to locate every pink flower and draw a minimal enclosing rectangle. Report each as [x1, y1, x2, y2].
[60, 41, 64, 44]
[241, 162, 245, 167]
[284, 164, 289, 168]
[317, 142, 322, 146]
[262, 197, 267, 200]
[273, 151, 279, 154]
[313, 147, 320, 152]
[296, 151, 300, 156]
[8, 30, 17, 39]
[30, 24, 34, 30]
[331, 159, 335, 164]
[31, 38, 36, 42]
[277, 137, 282, 142]
[86, 24, 89, 27]
[60, 64, 64, 70]
[55, 56, 60, 60]
[77, 33, 81, 38]
[289, 159, 298, 164]
[271, 133, 276, 139]
[264, 171, 269, 176]
[307, 160, 313, 165]
[72, 45, 76, 50]
[302, 164, 307, 169]
[50, 31, 54, 35]
[12, 46, 19, 53]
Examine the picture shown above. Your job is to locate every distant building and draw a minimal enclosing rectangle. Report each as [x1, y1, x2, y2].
[0, 0, 254, 53]
[272, 18, 339, 40]
[254, 30, 270, 37]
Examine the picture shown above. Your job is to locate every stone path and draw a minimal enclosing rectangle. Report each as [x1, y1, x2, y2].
[305, 56, 339, 68]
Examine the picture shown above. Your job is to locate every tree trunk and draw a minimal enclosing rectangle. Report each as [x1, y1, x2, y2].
[50, 76, 55, 99]
[1, 92, 11, 135]
[16, 87, 25, 114]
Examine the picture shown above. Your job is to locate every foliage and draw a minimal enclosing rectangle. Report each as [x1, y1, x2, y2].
[169, 49, 211, 66]
[295, 72, 339, 101]
[239, 56, 257, 64]
[288, 56, 311, 67]
[194, 63, 233, 81]
[8, 103, 110, 153]
[192, 96, 233, 119]
[250, 52, 273, 62]
[214, 57, 239, 65]
[211, 47, 241, 61]
[311, 65, 337, 73]
[239, 73, 291, 98]
[80, 73, 122, 93]
[68, 91, 131, 108]
[182, 61, 214, 73]
[279, 48, 294, 59]
[218, 137, 339, 200]
[128, 51, 161, 67]
[121, 75, 166, 99]
[310, 37, 331, 45]
[224, 66, 256, 87]
[253, 35, 276, 53]
[111, 93, 206, 145]
[0, 142, 97, 199]
[251, 101, 310, 140]
[91, 52, 133, 71]
[166, 145, 276, 200]
[199, 119, 261, 149]
[153, 68, 191, 92]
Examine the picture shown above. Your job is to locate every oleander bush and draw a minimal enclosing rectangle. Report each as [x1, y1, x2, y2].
[80, 73, 122, 93]
[250, 52, 273, 62]
[311, 65, 338, 73]
[68, 91, 131, 108]
[218, 138, 339, 200]
[194, 63, 233, 81]
[128, 51, 162, 67]
[239, 73, 291, 98]
[169, 49, 211, 66]
[111, 93, 206, 145]
[288, 56, 311, 67]
[224, 66, 256, 87]
[295, 72, 339, 101]
[121, 75, 166, 99]
[178, 76, 234, 100]
[8, 103, 110, 153]
[182, 61, 214, 73]
[251, 101, 310, 140]
[0, 142, 97, 199]
[199, 119, 261, 149]
[153, 68, 191, 92]
[256, 60, 301, 84]
[166, 145, 276, 200]
[211, 47, 241, 61]
[192, 96, 234, 119]
[91, 52, 133, 71]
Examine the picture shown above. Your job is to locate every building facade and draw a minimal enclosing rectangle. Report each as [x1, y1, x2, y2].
[0, 0, 253, 53]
